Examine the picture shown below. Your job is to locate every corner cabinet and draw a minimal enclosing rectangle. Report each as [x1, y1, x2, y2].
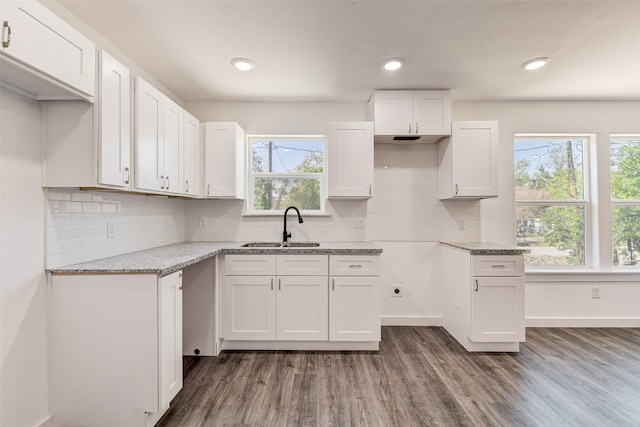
[438, 121, 499, 199]
[441, 245, 525, 352]
[327, 121, 374, 198]
[202, 122, 245, 199]
[369, 90, 451, 141]
[0, 0, 96, 100]
[221, 253, 380, 350]
[51, 271, 183, 427]
[44, 50, 131, 189]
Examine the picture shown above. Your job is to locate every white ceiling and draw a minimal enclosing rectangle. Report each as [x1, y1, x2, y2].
[57, 0, 640, 103]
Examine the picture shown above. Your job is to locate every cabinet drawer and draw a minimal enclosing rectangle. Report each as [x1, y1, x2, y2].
[330, 255, 380, 276]
[277, 255, 328, 276]
[224, 255, 276, 276]
[471, 256, 523, 277]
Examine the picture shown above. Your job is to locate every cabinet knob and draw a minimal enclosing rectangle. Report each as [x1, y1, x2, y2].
[2, 21, 11, 48]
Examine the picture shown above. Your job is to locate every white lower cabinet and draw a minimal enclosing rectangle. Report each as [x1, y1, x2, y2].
[441, 244, 525, 352]
[222, 253, 380, 349]
[223, 254, 328, 342]
[51, 271, 183, 427]
[329, 255, 381, 341]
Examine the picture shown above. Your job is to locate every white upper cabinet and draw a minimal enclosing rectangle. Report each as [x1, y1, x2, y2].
[182, 111, 200, 197]
[162, 98, 183, 194]
[202, 122, 245, 199]
[370, 90, 451, 142]
[438, 121, 499, 199]
[44, 50, 130, 189]
[327, 121, 374, 199]
[0, 0, 95, 100]
[98, 50, 131, 187]
[135, 76, 185, 195]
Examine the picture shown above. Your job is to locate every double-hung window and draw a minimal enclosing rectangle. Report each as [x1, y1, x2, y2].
[247, 135, 326, 214]
[610, 135, 640, 267]
[514, 135, 590, 268]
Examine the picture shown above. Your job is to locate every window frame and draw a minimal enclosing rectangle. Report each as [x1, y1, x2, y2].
[514, 134, 594, 270]
[609, 134, 640, 269]
[246, 134, 327, 215]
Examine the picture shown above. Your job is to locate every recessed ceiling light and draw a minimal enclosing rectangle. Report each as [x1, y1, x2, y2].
[383, 59, 403, 71]
[521, 57, 550, 71]
[231, 58, 255, 71]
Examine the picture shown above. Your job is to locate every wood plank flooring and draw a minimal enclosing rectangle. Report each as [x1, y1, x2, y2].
[157, 327, 640, 426]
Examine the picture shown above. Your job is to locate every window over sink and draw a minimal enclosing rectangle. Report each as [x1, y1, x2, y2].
[247, 135, 326, 214]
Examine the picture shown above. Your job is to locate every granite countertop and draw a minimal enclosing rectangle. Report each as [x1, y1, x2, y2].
[440, 241, 530, 255]
[48, 241, 383, 277]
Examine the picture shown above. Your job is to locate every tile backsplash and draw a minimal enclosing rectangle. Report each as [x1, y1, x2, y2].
[46, 189, 186, 268]
[46, 144, 480, 267]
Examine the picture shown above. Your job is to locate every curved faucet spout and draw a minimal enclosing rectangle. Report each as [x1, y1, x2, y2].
[283, 206, 303, 242]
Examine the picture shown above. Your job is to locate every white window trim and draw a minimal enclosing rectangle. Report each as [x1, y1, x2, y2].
[515, 134, 595, 270]
[246, 134, 327, 215]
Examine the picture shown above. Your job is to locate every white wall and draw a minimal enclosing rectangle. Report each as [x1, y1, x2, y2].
[455, 101, 640, 326]
[1, 88, 50, 427]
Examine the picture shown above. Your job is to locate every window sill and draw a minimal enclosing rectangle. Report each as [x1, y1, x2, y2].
[525, 269, 640, 283]
[242, 212, 331, 218]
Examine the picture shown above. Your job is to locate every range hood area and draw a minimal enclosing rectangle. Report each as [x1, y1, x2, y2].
[369, 89, 452, 143]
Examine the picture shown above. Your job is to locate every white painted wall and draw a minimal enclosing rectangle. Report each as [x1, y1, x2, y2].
[1, 88, 50, 427]
[454, 101, 640, 326]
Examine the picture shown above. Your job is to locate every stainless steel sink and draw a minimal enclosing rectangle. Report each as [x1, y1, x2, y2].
[240, 242, 321, 248]
[241, 242, 282, 247]
[281, 242, 320, 247]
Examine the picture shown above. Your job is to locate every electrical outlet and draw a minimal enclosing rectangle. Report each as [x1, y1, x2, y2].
[391, 286, 403, 297]
[107, 221, 116, 239]
[457, 218, 466, 230]
[199, 216, 207, 229]
[592, 286, 600, 299]
[353, 217, 367, 229]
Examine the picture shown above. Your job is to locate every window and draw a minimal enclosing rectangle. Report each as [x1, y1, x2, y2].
[514, 136, 590, 268]
[610, 135, 640, 267]
[247, 135, 325, 214]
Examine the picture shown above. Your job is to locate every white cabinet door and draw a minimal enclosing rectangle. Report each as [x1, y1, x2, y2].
[327, 121, 374, 198]
[158, 271, 183, 410]
[223, 275, 276, 340]
[0, 1, 95, 97]
[329, 276, 380, 342]
[202, 122, 245, 198]
[98, 50, 130, 187]
[163, 98, 183, 194]
[470, 276, 525, 343]
[276, 276, 328, 341]
[439, 121, 499, 199]
[135, 77, 164, 192]
[183, 111, 200, 196]
[413, 90, 451, 136]
[372, 90, 413, 135]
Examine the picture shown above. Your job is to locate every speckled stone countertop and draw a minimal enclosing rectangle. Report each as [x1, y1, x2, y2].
[48, 241, 383, 277]
[440, 241, 530, 255]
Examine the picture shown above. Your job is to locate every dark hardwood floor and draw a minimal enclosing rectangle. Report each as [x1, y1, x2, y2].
[157, 327, 640, 426]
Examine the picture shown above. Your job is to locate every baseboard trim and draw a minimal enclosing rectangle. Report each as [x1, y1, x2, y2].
[381, 316, 442, 326]
[526, 317, 640, 327]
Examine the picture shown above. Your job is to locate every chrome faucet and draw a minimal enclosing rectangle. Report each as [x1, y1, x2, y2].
[283, 206, 303, 242]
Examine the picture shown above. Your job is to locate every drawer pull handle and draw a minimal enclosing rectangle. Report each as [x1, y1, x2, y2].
[278, 278, 281, 290]
[270, 278, 273, 290]
[332, 278, 335, 291]
[349, 264, 362, 268]
[475, 279, 478, 292]
[491, 265, 506, 268]
[123, 166, 130, 185]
